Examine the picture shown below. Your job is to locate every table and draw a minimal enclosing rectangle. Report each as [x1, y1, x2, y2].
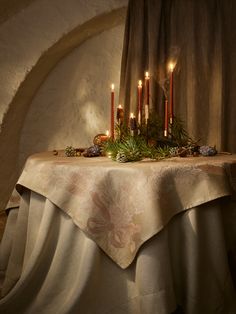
[0, 152, 236, 314]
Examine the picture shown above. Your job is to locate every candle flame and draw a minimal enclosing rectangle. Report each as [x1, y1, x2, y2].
[138, 80, 142, 88]
[106, 130, 109, 136]
[118, 104, 123, 109]
[145, 71, 150, 79]
[130, 112, 134, 118]
[169, 63, 175, 72]
[111, 84, 115, 91]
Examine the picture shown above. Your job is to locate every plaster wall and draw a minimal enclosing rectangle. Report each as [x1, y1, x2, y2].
[20, 25, 124, 165]
[0, 0, 128, 210]
[0, 0, 127, 123]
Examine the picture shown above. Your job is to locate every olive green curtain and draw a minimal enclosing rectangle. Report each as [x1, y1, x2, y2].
[119, 0, 236, 152]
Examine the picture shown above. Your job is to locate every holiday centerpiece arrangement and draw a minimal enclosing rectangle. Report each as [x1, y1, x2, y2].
[64, 63, 217, 162]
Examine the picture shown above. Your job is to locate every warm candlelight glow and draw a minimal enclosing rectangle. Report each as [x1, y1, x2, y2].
[107, 151, 112, 158]
[145, 71, 150, 79]
[106, 130, 109, 136]
[130, 112, 134, 118]
[111, 83, 115, 91]
[118, 104, 122, 109]
[169, 63, 175, 72]
[138, 80, 142, 88]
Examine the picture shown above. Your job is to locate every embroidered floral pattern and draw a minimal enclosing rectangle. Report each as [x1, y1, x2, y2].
[87, 191, 141, 253]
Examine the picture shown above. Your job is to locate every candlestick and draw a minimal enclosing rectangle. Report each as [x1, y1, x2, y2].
[116, 104, 124, 125]
[164, 98, 168, 137]
[144, 71, 150, 124]
[169, 63, 174, 124]
[137, 80, 142, 125]
[116, 104, 124, 140]
[111, 84, 115, 140]
[130, 113, 137, 136]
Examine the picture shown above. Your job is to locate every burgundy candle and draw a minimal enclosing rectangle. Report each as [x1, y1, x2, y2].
[145, 72, 150, 124]
[169, 63, 174, 124]
[137, 80, 142, 125]
[116, 104, 124, 125]
[164, 99, 168, 137]
[110, 84, 115, 139]
[130, 113, 137, 136]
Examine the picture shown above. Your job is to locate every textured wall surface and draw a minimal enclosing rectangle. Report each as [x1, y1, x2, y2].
[20, 25, 124, 165]
[0, 0, 127, 123]
[0, 0, 127, 210]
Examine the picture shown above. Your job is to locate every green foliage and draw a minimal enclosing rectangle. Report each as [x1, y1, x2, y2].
[170, 116, 190, 146]
[102, 116, 198, 163]
[102, 135, 173, 162]
[115, 122, 130, 140]
[103, 136, 143, 162]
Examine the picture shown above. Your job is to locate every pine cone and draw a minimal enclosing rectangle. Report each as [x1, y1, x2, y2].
[199, 146, 217, 156]
[169, 147, 178, 157]
[177, 147, 188, 157]
[83, 145, 101, 157]
[65, 146, 77, 157]
[116, 151, 129, 163]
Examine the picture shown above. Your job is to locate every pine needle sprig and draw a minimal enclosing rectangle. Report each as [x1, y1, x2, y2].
[155, 146, 172, 160]
[170, 116, 190, 146]
[102, 116, 198, 163]
[102, 139, 121, 160]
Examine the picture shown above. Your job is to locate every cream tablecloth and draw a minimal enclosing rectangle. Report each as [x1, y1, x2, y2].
[0, 152, 236, 313]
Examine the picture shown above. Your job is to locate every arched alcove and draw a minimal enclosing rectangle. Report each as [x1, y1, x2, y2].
[19, 24, 125, 165]
[0, 6, 127, 210]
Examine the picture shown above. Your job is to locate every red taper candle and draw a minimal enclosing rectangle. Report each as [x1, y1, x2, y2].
[137, 80, 142, 125]
[145, 72, 150, 124]
[110, 84, 115, 139]
[169, 63, 174, 124]
[164, 98, 168, 137]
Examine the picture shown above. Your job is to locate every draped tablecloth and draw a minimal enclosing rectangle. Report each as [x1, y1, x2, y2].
[11, 152, 236, 268]
[1, 152, 236, 314]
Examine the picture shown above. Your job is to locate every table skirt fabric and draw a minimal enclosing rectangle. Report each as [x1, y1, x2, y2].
[0, 190, 236, 314]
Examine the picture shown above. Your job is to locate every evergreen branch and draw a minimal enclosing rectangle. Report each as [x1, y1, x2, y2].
[102, 117, 198, 163]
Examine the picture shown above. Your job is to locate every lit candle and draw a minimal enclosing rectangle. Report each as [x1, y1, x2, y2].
[164, 98, 168, 137]
[130, 112, 137, 136]
[137, 80, 142, 125]
[116, 104, 124, 125]
[145, 71, 150, 124]
[169, 63, 174, 124]
[110, 84, 115, 140]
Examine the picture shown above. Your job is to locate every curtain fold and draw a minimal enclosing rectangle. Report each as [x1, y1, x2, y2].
[119, 0, 236, 152]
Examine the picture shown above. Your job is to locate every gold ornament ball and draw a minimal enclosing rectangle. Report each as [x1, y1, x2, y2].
[93, 133, 107, 146]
